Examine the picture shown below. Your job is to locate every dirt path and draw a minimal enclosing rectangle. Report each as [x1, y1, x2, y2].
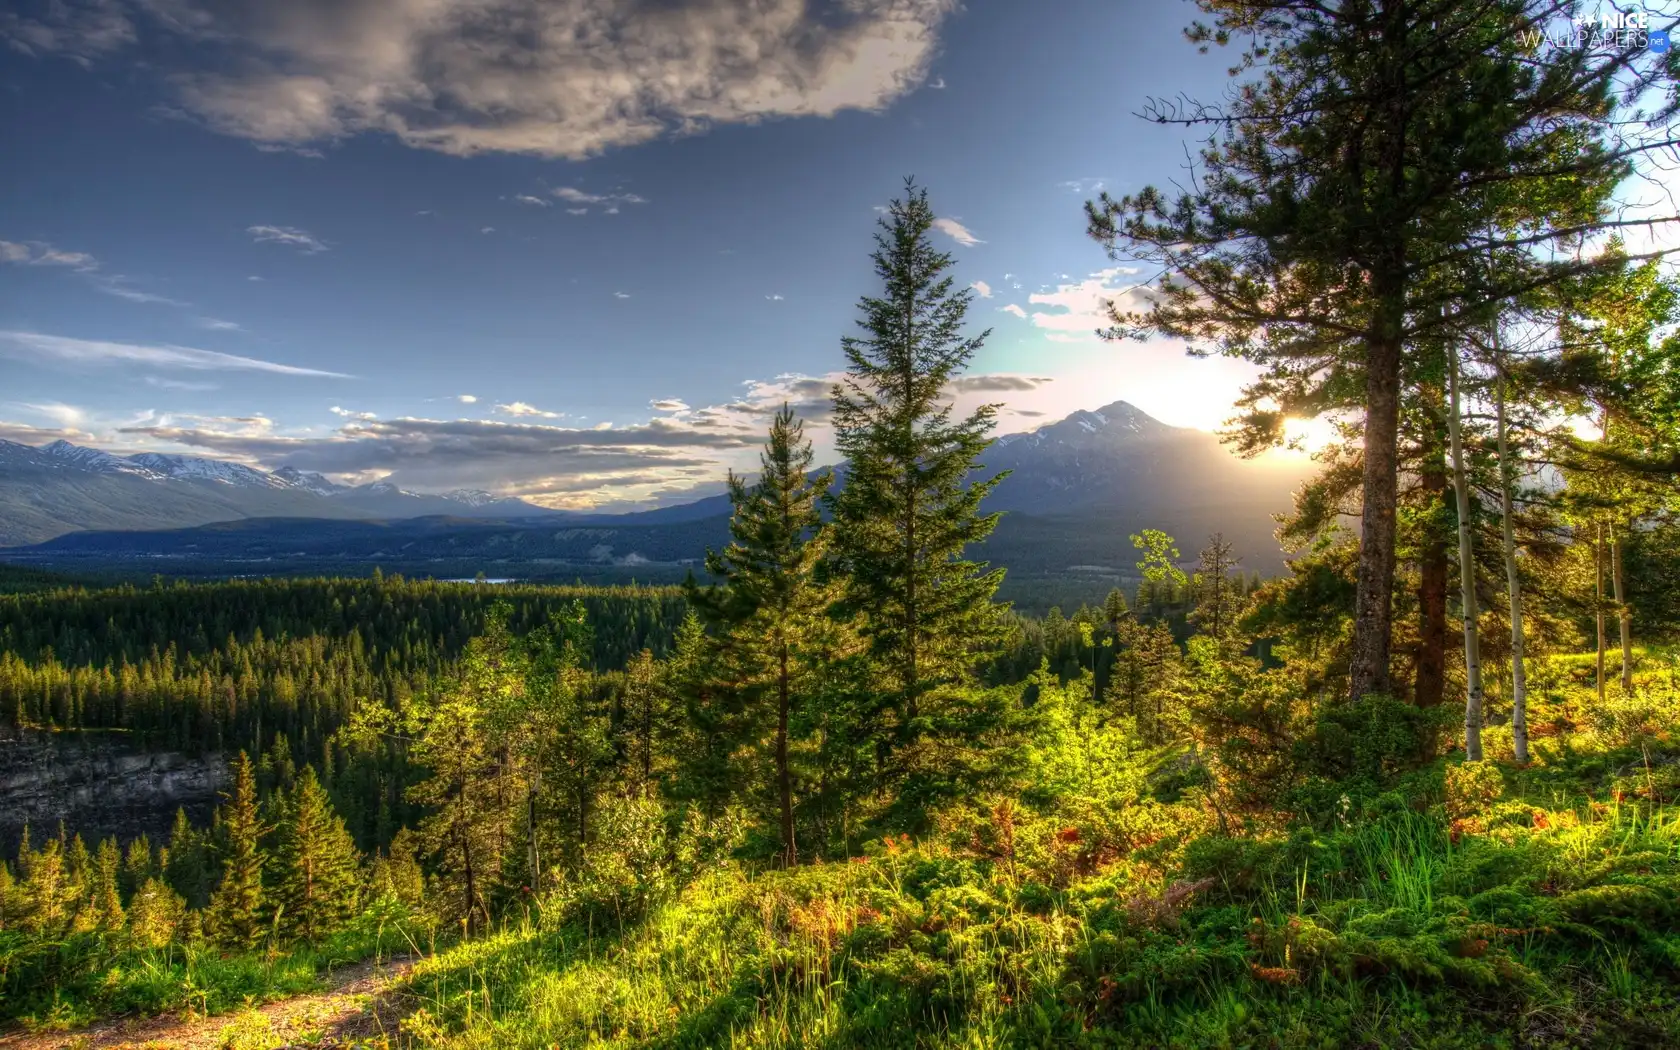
[0, 955, 417, 1050]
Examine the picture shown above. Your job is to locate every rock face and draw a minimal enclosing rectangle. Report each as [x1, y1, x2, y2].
[0, 730, 228, 850]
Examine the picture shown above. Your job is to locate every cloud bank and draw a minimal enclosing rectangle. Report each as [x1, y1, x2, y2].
[9, 0, 957, 160]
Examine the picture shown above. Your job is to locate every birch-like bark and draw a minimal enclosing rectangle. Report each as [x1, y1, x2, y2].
[1494, 348, 1527, 764]
[1595, 523, 1607, 705]
[1612, 531, 1632, 690]
[1448, 345, 1484, 761]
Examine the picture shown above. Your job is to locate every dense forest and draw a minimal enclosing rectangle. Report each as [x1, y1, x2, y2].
[4, 3, 1680, 1045]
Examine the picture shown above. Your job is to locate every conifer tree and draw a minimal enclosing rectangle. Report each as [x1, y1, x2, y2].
[273, 766, 362, 943]
[689, 406, 835, 865]
[524, 602, 613, 867]
[127, 877, 186, 948]
[122, 834, 154, 898]
[91, 837, 124, 932]
[1088, 0, 1671, 703]
[409, 690, 503, 936]
[827, 180, 1010, 809]
[206, 750, 267, 950]
[164, 806, 214, 909]
[20, 833, 66, 935]
[1191, 535, 1246, 656]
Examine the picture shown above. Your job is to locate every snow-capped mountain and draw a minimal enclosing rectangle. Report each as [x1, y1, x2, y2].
[0, 438, 561, 545]
[270, 466, 345, 497]
[33, 439, 167, 480]
[0, 403, 1311, 559]
[127, 451, 294, 489]
[981, 399, 1302, 515]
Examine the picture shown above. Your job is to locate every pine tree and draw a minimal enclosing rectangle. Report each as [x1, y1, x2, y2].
[164, 806, 214, 909]
[273, 766, 362, 943]
[1191, 535, 1246, 656]
[122, 834, 155, 898]
[1087, 0, 1667, 703]
[206, 751, 267, 950]
[689, 406, 836, 865]
[408, 693, 503, 937]
[127, 877, 186, 948]
[827, 180, 1010, 812]
[91, 837, 124, 932]
[20, 833, 67, 935]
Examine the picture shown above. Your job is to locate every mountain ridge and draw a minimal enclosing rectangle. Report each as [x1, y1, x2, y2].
[0, 400, 1311, 554]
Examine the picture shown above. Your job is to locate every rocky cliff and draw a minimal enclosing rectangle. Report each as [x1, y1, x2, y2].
[0, 730, 228, 850]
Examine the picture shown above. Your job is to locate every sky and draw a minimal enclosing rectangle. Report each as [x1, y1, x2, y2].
[1, 0, 1295, 509]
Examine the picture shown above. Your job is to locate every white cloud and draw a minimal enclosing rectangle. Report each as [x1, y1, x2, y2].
[510, 194, 550, 207]
[1000, 304, 1027, 318]
[13, 401, 88, 428]
[1058, 178, 1106, 194]
[145, 375, 220, 392]
[195, 316, 244, 331]
[1024, 267, 1151, 343]
[614, 291, 631, 299]
[932, 217, 981, 247]
[247, 225, 327, 253]
[765, 293, 784, 301]
[496, 401, 561, 418]
[553, 187, 647, 206]
[95, 278, 188, 306]
[0, 330, 350, 377]
[32, 0, 955, 160]
[649, 398, 689, 412]
[565, 207, 588, 215]
[329, 405, 378, 420]
[247, 275, 264, 281]
[929, 75, 946, 89]
[0, 239, 99, 270]
[456, 394, 478, 404]
[0, 0, 134, 64]
[970, 280, 992, 298]
[480, 226, 495, 233]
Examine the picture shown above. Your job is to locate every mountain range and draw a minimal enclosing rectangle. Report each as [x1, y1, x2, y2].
[0, 402, 1315, 586]
[0, 438, 554, 546]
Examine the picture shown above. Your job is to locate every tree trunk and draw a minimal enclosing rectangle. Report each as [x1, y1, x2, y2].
[1595, 523, 1607, 705]
[1417, 438, 1450, 709]
[1612, 532, 1632, 691]
[1448, 345, 1484, 761]
[777, 641, 795, 868]
[526, 783, 540, 891]
[1349, 316, 1404, 702]
[1494, 352, 1528, 764]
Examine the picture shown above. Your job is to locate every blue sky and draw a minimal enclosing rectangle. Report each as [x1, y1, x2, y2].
[0, 0, 1275, 508]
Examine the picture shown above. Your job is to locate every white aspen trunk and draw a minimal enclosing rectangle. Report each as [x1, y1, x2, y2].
[1595, 522, 1607, 705]
[1448, 345, 1484, 761]
[1494, 349, 1528, 764]
[1612, 531, 1632, 690]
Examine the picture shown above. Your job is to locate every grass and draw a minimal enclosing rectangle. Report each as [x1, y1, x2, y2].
[383, 791, 1680, 1048]
[0, 916, 422, 1031]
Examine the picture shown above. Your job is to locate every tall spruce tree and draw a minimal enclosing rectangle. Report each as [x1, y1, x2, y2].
[273, 766, 362, 943]
[688, 405, 835, 866]
[206, 750, 267, 950]
[827, 180, 1010, 808]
